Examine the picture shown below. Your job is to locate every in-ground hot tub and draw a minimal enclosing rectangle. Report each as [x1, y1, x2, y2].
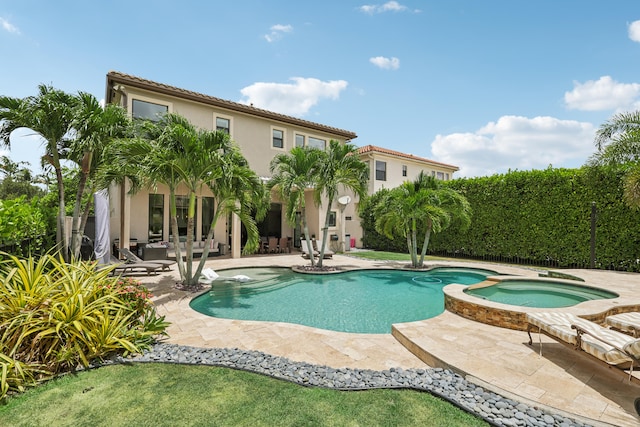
[463, 278, 618, 308]
[444, 276, 624, 330]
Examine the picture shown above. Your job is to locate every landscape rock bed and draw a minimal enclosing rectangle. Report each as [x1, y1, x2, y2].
[128, 343, 593, 427]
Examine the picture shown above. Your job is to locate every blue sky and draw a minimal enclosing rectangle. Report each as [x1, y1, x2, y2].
[1, 1, 640, 177]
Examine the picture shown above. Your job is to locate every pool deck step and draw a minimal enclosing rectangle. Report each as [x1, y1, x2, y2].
[392, 311, 640, 427]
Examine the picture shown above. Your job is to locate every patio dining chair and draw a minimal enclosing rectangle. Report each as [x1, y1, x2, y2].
[267, 237, 279, 253]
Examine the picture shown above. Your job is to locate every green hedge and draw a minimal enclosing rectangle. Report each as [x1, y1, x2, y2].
[361, 166, 640, 271]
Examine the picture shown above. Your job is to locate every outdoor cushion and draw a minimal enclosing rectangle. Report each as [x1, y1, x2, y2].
[578, 327, 634, 366]
[526, 312, 582, 345]
[606, 312, 640, 336]
[527, 312, 638, 368]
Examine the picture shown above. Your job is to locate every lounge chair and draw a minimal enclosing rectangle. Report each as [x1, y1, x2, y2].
[106, 255, 163, 276]
[119, 247, 175, 271]
[526, 312, 640, 380]
[314, 239, 334, 259]
[606, 312, 640, 337]
[300, 238, 318, 259]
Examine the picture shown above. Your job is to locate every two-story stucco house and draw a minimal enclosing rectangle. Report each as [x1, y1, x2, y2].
[104, 71, 458, 258]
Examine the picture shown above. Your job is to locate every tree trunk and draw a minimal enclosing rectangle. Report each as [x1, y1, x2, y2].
[317, 197, 334, 268]
[185, 191, 196, 286]
[195, 208, 220, 283]
[49, 149, 68, 262]
[301, 206, 315, 267]
[410, 219, 418, 267]
[418, 219, 433, 268]
[169, 191, 186, 281]
[71, 151, 92, 260]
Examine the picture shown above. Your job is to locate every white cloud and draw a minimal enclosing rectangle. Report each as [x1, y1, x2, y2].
[629, 20, 640, 43]
[359, 1, 408, 14]
[0, 17, 20, 34]
[369, 56, 400, 70]
[564, 75, 640, 111]
[239, 77, 348, 116]
[264, 24, 293, 43]
[430, 115, 596, 177]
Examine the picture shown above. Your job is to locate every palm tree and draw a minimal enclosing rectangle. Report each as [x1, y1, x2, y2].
[68, 92, 130, 259]
[198, 148, 268, 279]
[314, 140, 368, 267]
[0, 85, 77, 260]
[374, 172, 471, 268]
[590, 111, 640, 208]
[109, 113, 266, 287]
[269, 147, 323, 267]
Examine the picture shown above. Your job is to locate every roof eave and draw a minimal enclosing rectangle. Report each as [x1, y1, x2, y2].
[106, 71, 357, 140]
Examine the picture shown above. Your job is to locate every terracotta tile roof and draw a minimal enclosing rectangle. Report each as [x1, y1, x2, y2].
[106, 71, 358, 140]
[357, 145, 459, 171]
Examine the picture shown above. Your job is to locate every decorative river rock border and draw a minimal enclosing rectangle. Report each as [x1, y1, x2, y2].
[126, 343, 594, 427]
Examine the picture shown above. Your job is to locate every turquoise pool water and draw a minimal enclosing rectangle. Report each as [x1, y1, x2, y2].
[464, 279, 618, 308]
[189, 267, 495, 333]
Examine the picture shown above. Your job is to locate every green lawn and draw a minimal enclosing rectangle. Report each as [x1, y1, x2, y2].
[347, 250, 412, 261]
[0, 363, 488, 427]
[347, 250, 452, 262]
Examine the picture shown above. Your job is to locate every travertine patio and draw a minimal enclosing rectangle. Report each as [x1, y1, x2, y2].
[136, 253, 640, 427]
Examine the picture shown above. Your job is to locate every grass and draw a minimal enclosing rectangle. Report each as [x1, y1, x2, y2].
[0, 363, 488, 427]
[347, 250, 411, 261]
[347, 250, 451, 262]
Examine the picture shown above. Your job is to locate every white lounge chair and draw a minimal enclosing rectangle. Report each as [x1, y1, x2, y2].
[300, 238, 318, 259]
[526, 312, 640, 381]
[606, 312, 640, 337]
[314, 239, 334, 259]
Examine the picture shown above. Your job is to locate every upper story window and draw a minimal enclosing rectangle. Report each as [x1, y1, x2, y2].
[402, 165, 407, 177]
[436, 171, 445, 180]
[295, 134, 305, 148]
[375, 161, 387, 181]
[272, 129, 284, 148]
[132, 99, 168, 121]
[308, 137, 326, 149]
[216, 117, 230, 134]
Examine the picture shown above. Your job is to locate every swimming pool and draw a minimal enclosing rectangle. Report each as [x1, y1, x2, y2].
[189, 267, 496, 333]
[464, 279, 619, 308]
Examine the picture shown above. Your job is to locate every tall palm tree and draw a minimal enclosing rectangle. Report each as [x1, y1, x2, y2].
[590, 111, 640, 208]
[374, 172, 471, 268]
[269, 147, 323, 266]
[0, 85, 77, 260]
[68, 92, 130, 259]
[198, 148, 268, 280]
[314, 140, 368, 267]
[109, 113, 266, 287]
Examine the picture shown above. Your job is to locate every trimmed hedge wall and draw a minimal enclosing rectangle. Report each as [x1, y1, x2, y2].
[361, 167, 640, 271]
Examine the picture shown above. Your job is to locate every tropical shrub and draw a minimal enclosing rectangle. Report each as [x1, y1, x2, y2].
[0, 196, 47, 256]
[0, 253, 169, 399]
[360, 166, 640, 271]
